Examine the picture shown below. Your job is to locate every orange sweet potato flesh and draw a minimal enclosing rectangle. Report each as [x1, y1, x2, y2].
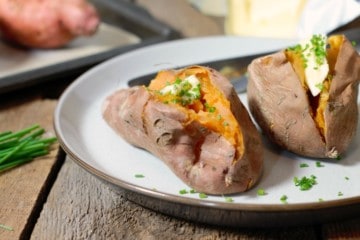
[248, 35, 360, 158]
[0, 0, 99, 48]
[103, 66, 263, 194]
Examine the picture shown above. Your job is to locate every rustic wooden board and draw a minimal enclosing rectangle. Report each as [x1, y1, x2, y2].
[0, 97, 60, 240]
[31, 157, 318, 240]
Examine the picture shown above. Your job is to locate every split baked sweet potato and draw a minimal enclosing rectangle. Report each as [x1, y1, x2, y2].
[247, 34, 360, 158]
[102, 66, 263, 194]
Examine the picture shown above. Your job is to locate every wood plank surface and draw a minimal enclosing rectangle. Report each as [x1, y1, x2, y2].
[0, 97, 60, 240]
[31, 156, 318, 240]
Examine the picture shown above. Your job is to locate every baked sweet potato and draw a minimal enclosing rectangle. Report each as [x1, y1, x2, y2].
[247, 34, 360, 158]
[102, 66, 263, 194]
[0, 0, 99, 48]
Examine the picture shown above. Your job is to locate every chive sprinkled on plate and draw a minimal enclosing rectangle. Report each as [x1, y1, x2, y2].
[190, 189, 197, 194]
[224, 196, 234, 203]
[299, 163, 309, 168]
[257, 188, 266, 196]
[0, 224, 13, 231]
[179, 189, 188, 194]
[293, 175, 317, 191]
[134, 174, 145, 178]
[280, 195, 288, 204]
[199, 193, 208, 199]
[316, 161, 324, 167]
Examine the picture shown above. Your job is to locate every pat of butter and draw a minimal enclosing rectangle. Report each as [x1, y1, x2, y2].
[301, 34, 329, 96]
[225, 0, 307, 38]
[160, 75, 201, 102]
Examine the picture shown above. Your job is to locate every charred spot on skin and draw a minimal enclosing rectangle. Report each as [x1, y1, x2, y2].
[222, 167, 229, 174]
[212, 166, 217, 171]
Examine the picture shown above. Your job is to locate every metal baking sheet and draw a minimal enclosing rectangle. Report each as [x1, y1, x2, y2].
[0, 0, 178, 94]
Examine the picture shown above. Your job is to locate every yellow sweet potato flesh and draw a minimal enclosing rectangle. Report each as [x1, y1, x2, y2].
[148, 67, 244, 160]
[285, 35, 343, 138]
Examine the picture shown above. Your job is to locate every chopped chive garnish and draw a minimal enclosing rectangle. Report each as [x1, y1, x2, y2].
[224, 196, 234, 203]
[0, 224, 13, 231]
[280, 195, 288, 203]
[345, 176, 349, 180]
[338, 192, 343, 197]
[190, 189, 197, 194]
[179, 189, 188, 194]
[257, 188, 266, 196]
[199, 193, 208, 199]
[316, 161, 324, 167]
[300, 163, 309, 168]
[134, 174, 145, 178]
[315, 83, 324, 91]
[293, 175, 317, 191]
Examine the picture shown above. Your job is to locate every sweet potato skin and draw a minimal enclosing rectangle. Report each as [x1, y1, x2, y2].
[0, 0, 99, 48]
[247, 36, 360, 158]
[102, 66, 263, 195]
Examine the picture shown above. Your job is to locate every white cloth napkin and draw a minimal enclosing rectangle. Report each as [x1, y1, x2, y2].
[297, 0, 360, 38]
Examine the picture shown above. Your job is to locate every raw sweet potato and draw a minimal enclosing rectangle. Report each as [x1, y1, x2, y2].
[102, 66, 263, 194]
[247, 34, 360, 158]
[0, 0, 99, 48]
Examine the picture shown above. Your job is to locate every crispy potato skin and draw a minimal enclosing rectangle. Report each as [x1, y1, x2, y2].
[247, 36, 360, 158]
[0, 0, 99, 48]
[102, 66, 263, 195]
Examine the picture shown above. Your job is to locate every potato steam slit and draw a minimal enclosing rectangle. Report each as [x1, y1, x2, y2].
[285, 35, 342, 140]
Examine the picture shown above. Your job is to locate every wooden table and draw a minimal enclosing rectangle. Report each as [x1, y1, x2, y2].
[1, 1, 360, 239]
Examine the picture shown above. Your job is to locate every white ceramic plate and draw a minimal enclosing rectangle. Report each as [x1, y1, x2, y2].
[54, 36, 360, 227]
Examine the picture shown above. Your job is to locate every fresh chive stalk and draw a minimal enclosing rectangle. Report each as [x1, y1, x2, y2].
[0, 125, 57, 172]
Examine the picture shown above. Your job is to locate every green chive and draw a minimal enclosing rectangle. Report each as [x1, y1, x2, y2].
[316, 161, 324, 167]
[179, 189, 188, 194]
[199, 193, 208, 199]
[280, 195, 288, 203]
[294, 175, 317, 191]
[0, 224, 13, 231]
[224, 196, 234, 203]
[299, 163, 309, 168]
[257, 188, 266, 196]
